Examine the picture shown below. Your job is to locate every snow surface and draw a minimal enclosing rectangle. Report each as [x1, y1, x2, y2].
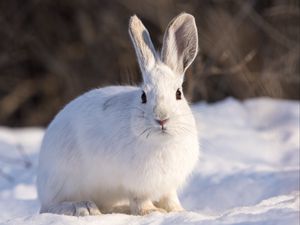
[0, 97, 299, 225]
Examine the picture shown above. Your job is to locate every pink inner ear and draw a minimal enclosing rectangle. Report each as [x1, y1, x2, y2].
[173, 18, 198, 72]
[161, 14, 198, 75]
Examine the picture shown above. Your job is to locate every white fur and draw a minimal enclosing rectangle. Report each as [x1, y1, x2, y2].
[37, 13, 200, 216]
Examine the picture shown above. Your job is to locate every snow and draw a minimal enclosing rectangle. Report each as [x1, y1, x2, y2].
[0, 97, 299, 225]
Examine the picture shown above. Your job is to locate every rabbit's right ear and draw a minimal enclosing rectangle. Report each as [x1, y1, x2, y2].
[161, 13, 198, 75]
[129, 15, 157, 77]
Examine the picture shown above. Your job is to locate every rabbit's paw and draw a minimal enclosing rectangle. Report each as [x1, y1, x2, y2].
[74, 201, 102, 216]
[154, 200, 184, 212]
[42, 200, 101, 216]
[137, 206, 167, 216]
[154, 190, 185, 212]
[130, 197, 166, 215]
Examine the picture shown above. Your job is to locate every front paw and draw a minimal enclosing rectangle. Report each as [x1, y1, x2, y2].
[154, 190, 185, 213]
[154, 201, 184, 212]
[167, 205, 185, 212]
[130, 197, 168, 215]
[135, 206, 167, 215]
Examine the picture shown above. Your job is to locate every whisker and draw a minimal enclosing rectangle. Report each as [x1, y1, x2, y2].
[146, 129, 152, 139]
[139, 127, 152, 137]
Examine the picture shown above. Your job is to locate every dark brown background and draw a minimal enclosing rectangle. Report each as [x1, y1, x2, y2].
[0, 0, 299, 126]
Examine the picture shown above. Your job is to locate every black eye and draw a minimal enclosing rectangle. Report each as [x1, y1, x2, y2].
[176, 89, 182, 100]
[141, 91, 147, 104]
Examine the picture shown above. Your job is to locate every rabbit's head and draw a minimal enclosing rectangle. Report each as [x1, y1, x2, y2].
[129, 13, 198, 137]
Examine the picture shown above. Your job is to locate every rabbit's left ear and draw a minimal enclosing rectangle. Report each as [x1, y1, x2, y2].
[129, 15, 157, 76]
[161, 13, 198, 75]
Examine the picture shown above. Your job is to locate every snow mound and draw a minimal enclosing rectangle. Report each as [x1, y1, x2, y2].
[0, 98, 299, 225]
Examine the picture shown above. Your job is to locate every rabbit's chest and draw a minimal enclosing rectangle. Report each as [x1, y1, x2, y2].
[121, 137, 199, 195]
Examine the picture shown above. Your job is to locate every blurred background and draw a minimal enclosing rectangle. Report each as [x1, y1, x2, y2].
[0, 0, 299, 127]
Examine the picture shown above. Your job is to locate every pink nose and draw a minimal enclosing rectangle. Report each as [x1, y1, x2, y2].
[156, 119, 168, 126]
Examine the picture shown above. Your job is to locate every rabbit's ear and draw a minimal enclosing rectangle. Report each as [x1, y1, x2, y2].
[161, 13, 198, 75]
[129, 15, 157, 75]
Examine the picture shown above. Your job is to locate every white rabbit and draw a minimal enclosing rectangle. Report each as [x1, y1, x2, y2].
[37, 12, 200, 216]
